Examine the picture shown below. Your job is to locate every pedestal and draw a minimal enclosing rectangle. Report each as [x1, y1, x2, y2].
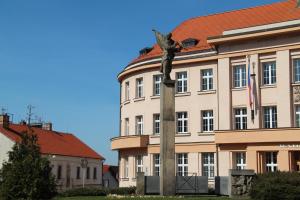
[160, 80, 176, 196]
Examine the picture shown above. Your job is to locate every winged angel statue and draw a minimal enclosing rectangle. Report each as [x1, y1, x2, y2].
[152, 29, 182, 82]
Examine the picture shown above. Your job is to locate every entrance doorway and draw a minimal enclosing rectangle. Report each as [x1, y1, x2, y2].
[291, 151, 300, 172]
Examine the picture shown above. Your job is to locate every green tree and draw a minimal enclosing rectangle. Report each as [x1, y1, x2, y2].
[0, 129, 57, 200]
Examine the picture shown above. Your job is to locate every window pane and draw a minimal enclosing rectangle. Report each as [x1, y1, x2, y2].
[177, 72, 188, 93]
[296, 106, 300, 128]
[263, 62, 276, 85]
[202, 69, 213, 91]
[235, 108, 247, 130]
[294, 59, 300, 82]
[202, 153, 214, 178]
[233, 65, 246, 88]
[202, 111, 213, 132]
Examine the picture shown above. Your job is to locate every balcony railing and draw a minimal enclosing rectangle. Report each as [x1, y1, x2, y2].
[111, 135, 149, 150]
[215, 128, 300, 144]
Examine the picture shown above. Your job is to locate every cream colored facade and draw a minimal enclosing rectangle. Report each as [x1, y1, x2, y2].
[112, 14, 300, 187]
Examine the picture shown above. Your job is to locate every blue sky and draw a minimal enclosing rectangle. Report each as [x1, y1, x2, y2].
[0, 0, 280, 165]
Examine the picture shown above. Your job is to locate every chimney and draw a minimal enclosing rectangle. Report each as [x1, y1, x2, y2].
[42, 122, 52, 131]
[0, 114, 9, 128]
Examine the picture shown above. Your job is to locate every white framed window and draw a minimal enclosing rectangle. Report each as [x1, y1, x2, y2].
[263, 106, 277, 128]
[296, 106, 300, 128]
[136, 78, 143, 98]
[153, 114, 160, 135]
[124, 118, 129, 136]
[235, 152, 246, 170]
[125, 81, 130, 101]
[201, 69, 213, 91]
[293, 58, 300, 83]
[202, 110, 213, 132]
[153, 154, 160, 176]
[76, 166, 80, 179]
[266, 152, 278, 172]
[93, 167, 97, 180]
[86, 167, 90, 179]
[124, 157, 129, 178]
[136, 116, 143, 135]
[177, 112, 188, 134]
[136, 155, 143, 173]
[202, 153, 214, 178]
[176, 72, 187, 93]
[177, 153, 188, 176]
[233, 65, 246, 88]
[153, 75, 162, 96]
[234, 108, 247, 130]
[57, 165, 62, 180]
[262, 61, 276, 85]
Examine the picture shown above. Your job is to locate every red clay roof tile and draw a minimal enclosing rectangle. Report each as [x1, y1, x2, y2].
[130, 0, 300, 65]
[0, 124, 104, 160]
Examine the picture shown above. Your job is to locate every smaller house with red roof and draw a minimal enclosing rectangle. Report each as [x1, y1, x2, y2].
[103, 164, 119, 189]
[0, 114, 105, 191]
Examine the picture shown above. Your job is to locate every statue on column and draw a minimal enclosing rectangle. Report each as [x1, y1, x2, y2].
[152, 29, 182, 82]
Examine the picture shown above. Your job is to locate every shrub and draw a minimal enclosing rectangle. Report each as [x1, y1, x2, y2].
[59, 186, 136, 197]
[108, 186, 136, 195]
[250, 171, 300, 200]
[0, 130, 57, 200]
[59, 188, 107, 197]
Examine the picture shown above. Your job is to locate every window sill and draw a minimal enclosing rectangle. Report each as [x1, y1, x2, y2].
[123, 100, 130, 105]
[150, 95, 160, 99]
[133, 97, 145, 102]
[198, 132, 215, 136]
[120, 178, 129, 181]
[292, 82, 300, 86]
[197, 90, 216, 95]
[231, 87, 246, 91]
[175, 92, 191, 97]
[150, 134, 160, 138]
[176, 133, 191, 137]
[260, 84, 276, 89]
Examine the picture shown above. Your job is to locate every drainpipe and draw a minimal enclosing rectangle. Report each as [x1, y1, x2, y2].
[216, 144, 219, 177]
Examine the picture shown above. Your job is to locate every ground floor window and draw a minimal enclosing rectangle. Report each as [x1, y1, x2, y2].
[136, 155, 143, 173]
[76, 166, 80, 179]
[86, 167, 90, 179]
[177, 153, 188, 176]
[202, 153, 214, 178]
[266, 152, 278, 172]
[57, 165, 62, 180]
[93, 167, 97, 180]
[153, 154, 160, 176]
[235, 152, 246, 170]
[124, 157, 129, 178]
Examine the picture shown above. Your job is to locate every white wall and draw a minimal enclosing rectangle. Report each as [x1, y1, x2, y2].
[0, 133, 15, 167]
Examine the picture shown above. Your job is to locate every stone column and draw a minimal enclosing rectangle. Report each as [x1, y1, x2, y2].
[160, 80, 176, 196]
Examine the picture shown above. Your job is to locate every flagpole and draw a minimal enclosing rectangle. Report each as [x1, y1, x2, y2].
[251, 61, 256, 121]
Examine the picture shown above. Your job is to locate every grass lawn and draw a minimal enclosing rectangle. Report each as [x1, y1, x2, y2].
[54, 196, 234, 200]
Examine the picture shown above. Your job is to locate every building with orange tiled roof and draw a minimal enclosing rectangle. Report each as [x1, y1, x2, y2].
[112, 0, 300, 188]
[103, 164, 119, 189]
[0, 114, 105, 191]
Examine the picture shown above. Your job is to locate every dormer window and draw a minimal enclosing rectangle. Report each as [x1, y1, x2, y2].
[181, 38, 199, 48]
[139, 47, 153, 56]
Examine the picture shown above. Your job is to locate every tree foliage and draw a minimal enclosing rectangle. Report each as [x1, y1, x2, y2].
[250, 171, 300, 200]
[0, 129, 57, 200]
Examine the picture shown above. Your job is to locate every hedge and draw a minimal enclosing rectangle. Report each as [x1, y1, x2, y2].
[59, 187, 136, 197]
[250, 171, 300, 200]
